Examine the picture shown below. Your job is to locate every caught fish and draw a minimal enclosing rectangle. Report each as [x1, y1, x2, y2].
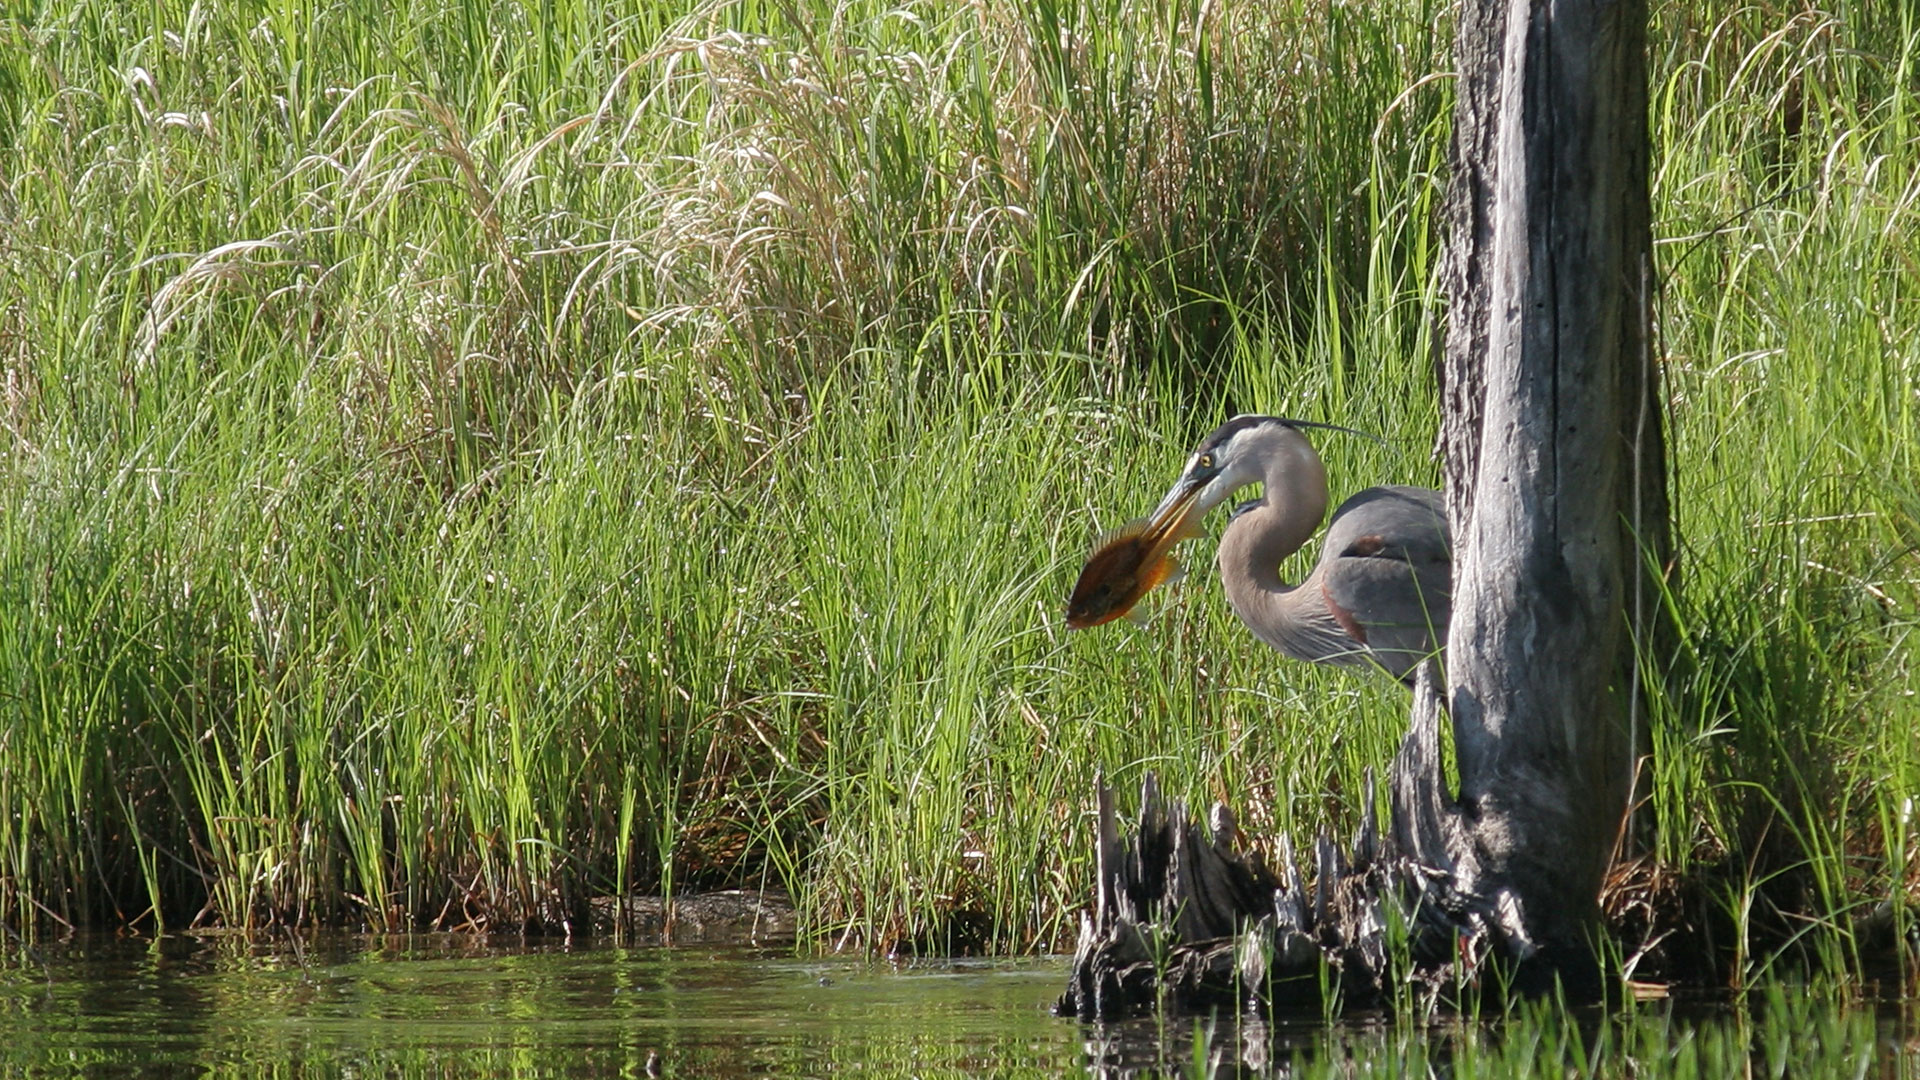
[1063, 513, 1200, 629]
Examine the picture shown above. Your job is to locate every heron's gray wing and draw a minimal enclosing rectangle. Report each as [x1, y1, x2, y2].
[1318, 486, 1451, 681]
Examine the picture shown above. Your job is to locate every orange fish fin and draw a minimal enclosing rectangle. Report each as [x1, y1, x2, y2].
[1093, 516, 1152, 548]
[1140, 553, 1181, 592]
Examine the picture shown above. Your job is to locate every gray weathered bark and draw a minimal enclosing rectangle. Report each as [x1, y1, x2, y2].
[1396, 0, 1671, 972]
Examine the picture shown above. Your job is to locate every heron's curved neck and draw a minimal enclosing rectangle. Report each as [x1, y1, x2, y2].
[1217, 446, 1328, 606]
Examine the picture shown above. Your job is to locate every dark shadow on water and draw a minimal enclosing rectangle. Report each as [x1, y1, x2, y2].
[1076, 990, 1918, 1079]
[1079, 1008, 1536, 1080]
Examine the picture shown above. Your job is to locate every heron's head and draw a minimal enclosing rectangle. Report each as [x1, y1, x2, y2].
[1064, 416, 1339, 630]
[1141, 416, 1324, 539]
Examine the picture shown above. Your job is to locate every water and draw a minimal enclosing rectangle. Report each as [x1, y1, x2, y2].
[0, 934, 1073, 1075]
[0, 934, 1912, 1077]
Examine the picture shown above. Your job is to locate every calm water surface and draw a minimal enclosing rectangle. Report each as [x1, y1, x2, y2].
[0, 934, 1912, 1077]
[0, 933, 1081, 1075]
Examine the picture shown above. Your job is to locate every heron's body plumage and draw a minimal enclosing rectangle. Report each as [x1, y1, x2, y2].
[1273, 484, 1449, 681]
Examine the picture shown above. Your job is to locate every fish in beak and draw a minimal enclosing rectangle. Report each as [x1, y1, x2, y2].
[1063, 474, 1211, 629]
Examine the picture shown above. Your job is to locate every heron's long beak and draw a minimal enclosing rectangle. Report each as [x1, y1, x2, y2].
[1139, 471, 1212, 556]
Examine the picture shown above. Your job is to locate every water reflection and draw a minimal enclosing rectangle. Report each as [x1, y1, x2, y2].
[1, 934, 1074, 1076]
[0, 934, 1912, 1077]
[1080, 991, 1913, 1079]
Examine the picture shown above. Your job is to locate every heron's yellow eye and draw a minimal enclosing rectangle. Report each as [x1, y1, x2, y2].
[1198, 453, 1214, 469]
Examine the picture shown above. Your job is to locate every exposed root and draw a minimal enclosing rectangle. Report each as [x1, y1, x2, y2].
[1055, 772, 1528, 1021]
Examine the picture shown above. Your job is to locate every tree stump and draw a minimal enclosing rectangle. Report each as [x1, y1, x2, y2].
[1054, 767, 1522, 1021]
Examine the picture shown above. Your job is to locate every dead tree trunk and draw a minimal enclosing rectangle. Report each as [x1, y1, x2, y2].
[1058, 0, 1671, 1019]
[1395, 0, 1671, 986]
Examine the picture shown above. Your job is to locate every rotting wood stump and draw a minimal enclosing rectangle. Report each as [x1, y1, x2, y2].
[1054, 767, 1528, 1021]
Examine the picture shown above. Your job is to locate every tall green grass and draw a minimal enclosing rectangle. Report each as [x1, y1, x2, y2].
[1630, 0, 1920, 982]
[0, 0, 1914, 981]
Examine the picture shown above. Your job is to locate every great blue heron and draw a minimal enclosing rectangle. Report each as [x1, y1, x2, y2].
[1065, 415, 1451, 683]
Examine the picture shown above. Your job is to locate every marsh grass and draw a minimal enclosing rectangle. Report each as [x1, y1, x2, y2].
[0, 0, 1915, 983]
